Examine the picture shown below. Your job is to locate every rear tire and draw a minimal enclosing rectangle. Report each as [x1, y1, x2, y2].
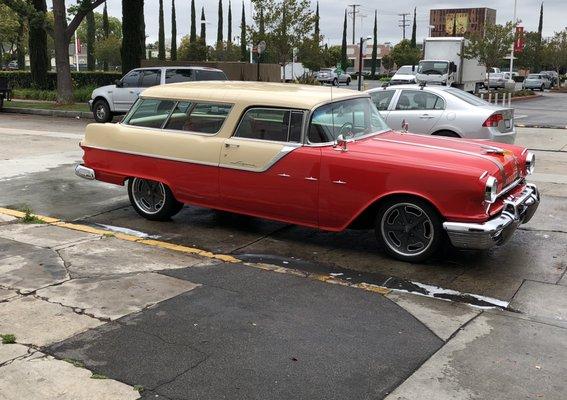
[375, 197, 443, 263]
[93, 99, 112, 123]
[128, 178, 183, 221]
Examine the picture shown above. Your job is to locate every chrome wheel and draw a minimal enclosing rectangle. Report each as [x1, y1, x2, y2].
[131, 178, 166, 215]
[380, 203, 434, 257]
[95, 103, 106, 120]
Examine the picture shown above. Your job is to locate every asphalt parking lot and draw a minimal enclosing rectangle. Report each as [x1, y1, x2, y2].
[1, 97, 567, 399]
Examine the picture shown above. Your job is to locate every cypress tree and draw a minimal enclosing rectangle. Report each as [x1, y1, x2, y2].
[158, 0, 166, 60]
[410, 7, 416, 47]
[200, 7, 206, 44]
[102, 2, 110, 37]
[340, 10, 347, 70]
[190, 0, 197, 43]
[537, 3, 543, 38]
[314, 1, 320, 43]
[171, 0, 177, 60]
[227, 0, 232, 45]
[139, 1, 146, 60]
[371, 10, 377, 77]
[258, 7, 265, 38]
[217, 0, 223, 45]
[86, 8, 96, 69]
[29, 0, 49, 86]
[536, 2, 544, 71]
[240, 2, 246, 61]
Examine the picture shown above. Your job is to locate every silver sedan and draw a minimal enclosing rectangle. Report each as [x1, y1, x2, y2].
[366, 84, 516, 144]
[523, 74, 552, 91]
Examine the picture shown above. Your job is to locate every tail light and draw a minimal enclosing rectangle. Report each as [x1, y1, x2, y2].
[483, 113, 503, 127]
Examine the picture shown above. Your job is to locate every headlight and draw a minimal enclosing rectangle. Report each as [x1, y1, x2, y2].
[485, 176, 498, 204]
[525, 152, 535, 175]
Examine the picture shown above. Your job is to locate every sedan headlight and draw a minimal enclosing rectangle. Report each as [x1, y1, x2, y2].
[525, 152, 535, 175]
[485, 176, 498, 204]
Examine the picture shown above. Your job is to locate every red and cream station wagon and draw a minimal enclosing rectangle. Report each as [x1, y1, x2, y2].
[76, 81, 539, 262]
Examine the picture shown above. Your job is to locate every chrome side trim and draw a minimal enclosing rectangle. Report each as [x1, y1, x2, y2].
[218, 144, 300, 172]
[75, 164, 95, 180]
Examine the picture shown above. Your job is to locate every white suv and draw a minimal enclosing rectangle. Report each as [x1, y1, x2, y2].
[89, 66, 227, 122]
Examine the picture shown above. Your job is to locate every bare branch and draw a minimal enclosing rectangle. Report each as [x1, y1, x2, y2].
[65, 0, 107, 40]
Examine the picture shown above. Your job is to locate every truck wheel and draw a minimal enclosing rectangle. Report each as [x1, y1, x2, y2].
[375, 197, 443, 263]
[346, 77, 351, 86]
[93, 99, 112, 123]
[333, 78, 339, 86]
[128, 178, 183, 221]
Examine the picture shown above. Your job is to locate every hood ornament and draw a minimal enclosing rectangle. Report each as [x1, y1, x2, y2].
[481, 145, 505, 155]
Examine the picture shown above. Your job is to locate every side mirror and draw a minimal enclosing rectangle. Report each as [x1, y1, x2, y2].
[115, 79, 123, 88]
[334, 134, 348, 152]
[450, 62, 457, 73]
[401, 120, 409, 133]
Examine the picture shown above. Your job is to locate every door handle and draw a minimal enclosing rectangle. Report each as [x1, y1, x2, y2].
[332, 180, 346, 185]
[420, 114, 435, 119]
[224, 143, 240, 148]
[304, 177, 318, 181]
[277, 173, 290, 178]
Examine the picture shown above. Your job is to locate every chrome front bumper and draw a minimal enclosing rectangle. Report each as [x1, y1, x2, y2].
[443, 183, 540, 250]
[75, 164, 95, 180]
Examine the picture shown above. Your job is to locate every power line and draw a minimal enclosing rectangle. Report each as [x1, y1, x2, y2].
[348, 4, 361, 44]
[398, 13, 410, 40]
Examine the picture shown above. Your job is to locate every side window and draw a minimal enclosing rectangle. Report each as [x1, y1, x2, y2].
[165, 69, 194, 83]
[194, 70, 227, 81]
[125, 99, 175, 128]
[164, 102, 232, 134]
[395, 90, 445, 111]
[121, 70, 142, 88]
[140, 70, 161, 87]
[234, 108, 303, 142]
[370, 90, 395, 111]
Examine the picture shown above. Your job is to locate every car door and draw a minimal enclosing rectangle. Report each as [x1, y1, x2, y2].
[113, 69, 143, 112]
[369, 89, 396, 120]
[219, 107, 320, 226]
[385, 89, 445, 134]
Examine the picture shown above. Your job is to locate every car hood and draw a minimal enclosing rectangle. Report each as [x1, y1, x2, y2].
[91, 84, 116, 98]
[351, 131, 524, 189]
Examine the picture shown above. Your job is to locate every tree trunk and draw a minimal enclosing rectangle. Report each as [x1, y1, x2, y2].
[122, 0, 143, 73]
[16, 18, 26, 70]
[52, 0, 74, 104]
[29, 0, 50, 88]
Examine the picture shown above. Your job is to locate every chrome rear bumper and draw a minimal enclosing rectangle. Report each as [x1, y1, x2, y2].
[75, 164, 95, 180]
[443, 184, 540, 250]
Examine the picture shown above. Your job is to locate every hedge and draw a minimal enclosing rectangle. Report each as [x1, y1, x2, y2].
[0, 71, 122, 90]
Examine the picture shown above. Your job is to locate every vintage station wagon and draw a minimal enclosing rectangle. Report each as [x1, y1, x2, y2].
[76, 82, 539, 262]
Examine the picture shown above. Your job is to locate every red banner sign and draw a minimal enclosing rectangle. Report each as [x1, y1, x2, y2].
[514, 26, 525, 53]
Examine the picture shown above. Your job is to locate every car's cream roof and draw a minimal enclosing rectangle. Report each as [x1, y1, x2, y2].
[141, 81, 367, 109]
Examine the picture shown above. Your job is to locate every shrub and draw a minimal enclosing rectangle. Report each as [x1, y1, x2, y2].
[12, 85, 97, 103]
[0, 71, 122, 90]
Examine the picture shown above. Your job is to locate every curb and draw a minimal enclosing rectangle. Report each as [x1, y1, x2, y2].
[510, 94, 541, 102]
[2, 107, 93, 119]
[515, 124, 567, 129]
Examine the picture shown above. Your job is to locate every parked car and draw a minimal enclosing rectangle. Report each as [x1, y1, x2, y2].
[367, 84, 516, 144]
[522, 74, 551, 91]
[316, 68, 351, 86]
[76, 81, 539, 262]
[486, 72, 508, 89]
[89, 66, 227, 123]
[539, 71, 558, 86]
[390, 65, 418, 85]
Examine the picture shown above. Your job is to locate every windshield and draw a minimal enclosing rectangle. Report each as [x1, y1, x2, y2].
[418, 61, 448, 75]
[396, 66, 416, 75]
[308, 97, 389, 143]
[527, 74, 540, 79]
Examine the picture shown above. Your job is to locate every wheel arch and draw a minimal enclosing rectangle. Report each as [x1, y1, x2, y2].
[93, 95, 114, 112]
[431, 128, 462, 138]
[347, 192, 445, 230]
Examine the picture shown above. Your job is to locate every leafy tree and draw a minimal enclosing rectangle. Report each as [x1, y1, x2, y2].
[381, 54, 393, 74]
[76, 10, 121, 42]
[410, 7, 416, 48]
[371, 10, 377, 77]
[462, 22, 515, 85]
[390, 39, 420, 68]
[190, 0, 196, 43]
[157, 0, 165, 60]
[296, 2, 322, 71]
[217, 0, 223, 45]
[542, 30, 567, 80]
[240, 1, 246, 61]
[171, 0, 177, 61]
[0, 4, 21, 65]
[516, 31, 541, 72]
[326, 45, 342, 68]
[340, 9, 347, 71]
[95, 35, 121, 68]
[178, 34, 207, 61]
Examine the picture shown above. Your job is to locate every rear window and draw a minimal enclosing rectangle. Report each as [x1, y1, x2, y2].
[445, 88, 489, 106]
[194, 70, 227, 81]
[527, 74, 540, 79]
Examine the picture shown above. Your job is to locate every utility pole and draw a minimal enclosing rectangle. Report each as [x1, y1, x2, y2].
[398, 13, 410, 40]
[348, 4, 361, 44]
[509, 0, 517, 75]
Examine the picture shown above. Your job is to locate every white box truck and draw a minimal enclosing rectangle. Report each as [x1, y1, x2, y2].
[415, 37, 486, 92]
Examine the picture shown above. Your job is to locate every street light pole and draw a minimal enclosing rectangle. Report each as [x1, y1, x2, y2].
[357, 37, 364, 91]
[509, 0, 517, 74]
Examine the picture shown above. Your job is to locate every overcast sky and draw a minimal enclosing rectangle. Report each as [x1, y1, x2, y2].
[64, 0, 566, 45]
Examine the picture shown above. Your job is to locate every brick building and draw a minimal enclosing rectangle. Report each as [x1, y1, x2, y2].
[429, 8, 496, 38]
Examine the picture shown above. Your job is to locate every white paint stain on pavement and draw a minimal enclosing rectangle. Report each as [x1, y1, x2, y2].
[95, 223, 160, 239]
[0, 151, 81, 180]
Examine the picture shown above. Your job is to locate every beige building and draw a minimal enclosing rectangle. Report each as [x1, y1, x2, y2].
[429, 8, 496, 38]
[347, 43, 392, 73]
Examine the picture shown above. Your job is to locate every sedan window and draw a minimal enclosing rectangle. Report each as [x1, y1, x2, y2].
[395, 90, 444, 111]
[124, 99, 176, 128]
[164, 102, 232, 134]
[370, 90, 395, 111]
[234, 108, 303, 143]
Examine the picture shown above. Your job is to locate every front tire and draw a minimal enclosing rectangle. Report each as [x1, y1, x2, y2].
[128, 178, 183, 221]
[333, 78, 339, 87]
[346, 78, 351, 86]
[375, 197, 443, 263]
[93, 99, 112, 123]
[540, 85, 545, 92]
